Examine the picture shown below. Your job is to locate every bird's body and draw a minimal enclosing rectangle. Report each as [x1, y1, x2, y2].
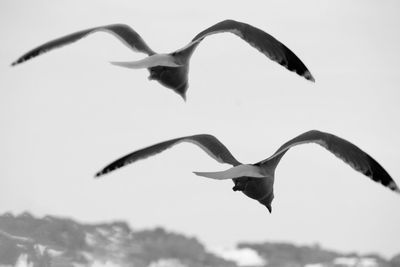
[95, 130, 399, 212]
[12, 20, 314, 100]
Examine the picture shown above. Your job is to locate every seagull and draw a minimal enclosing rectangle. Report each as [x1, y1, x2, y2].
[11, 19, 314, 100]
[95, 130, 399, 212]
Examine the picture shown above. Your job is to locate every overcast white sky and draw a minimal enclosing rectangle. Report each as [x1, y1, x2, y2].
[1, 0, 400, 259]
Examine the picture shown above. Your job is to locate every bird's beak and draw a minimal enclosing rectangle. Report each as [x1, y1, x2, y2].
[180, 92, 187, 102]
[266, 205, 272, 213]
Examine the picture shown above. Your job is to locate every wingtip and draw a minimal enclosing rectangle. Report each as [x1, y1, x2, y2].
[109, 61, 132, 68]
[11, 56, 27, 67]
[109, 61, 121, 67]
[304, 70, 315, 82]
[387, 181, 400, 194]
[94, 171, 104, 179]
[392, 187, 400, 194]
[192, 171, 214, 179]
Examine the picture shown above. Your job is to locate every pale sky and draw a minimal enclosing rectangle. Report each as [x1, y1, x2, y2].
[1, 0, 400, 259]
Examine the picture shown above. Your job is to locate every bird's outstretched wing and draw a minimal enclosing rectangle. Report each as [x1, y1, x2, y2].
[110, 53, 183, 69]
[11, 24, 155, 66]
[95, 134, 241, 177]
[193, 164, 266, 180]
[175, 19, 314, 82]
[257, 130, 399, 193]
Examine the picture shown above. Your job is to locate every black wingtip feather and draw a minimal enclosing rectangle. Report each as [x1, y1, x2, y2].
[280, 45, 315, 82]
[11, 54, 32, 66]
[94, 171, 103, 178]
[303, 70, 315, 82]
[95, 168, 114, 178]
[365, 155, 400, 193]
[11, 50, 43, 66]
[95, 164, 120, 178]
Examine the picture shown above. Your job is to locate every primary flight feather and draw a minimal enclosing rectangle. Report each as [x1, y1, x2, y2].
[12, 20, 314, 100]
[95, 130, 399, 213]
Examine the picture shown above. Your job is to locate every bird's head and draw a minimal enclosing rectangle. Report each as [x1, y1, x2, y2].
[148, 66, 188, 100]
[233, 176, 275, 213]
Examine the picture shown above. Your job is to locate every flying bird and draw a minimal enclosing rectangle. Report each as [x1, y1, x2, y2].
[11, 19, 314, 100]
[95, 130, 399, 212]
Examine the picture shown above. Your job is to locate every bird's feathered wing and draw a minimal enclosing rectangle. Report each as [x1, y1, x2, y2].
[95, 134, 241, 177]
[193, 164, 266, 180]
[110, 53, 182, 69]
[175, 19, 314, 81]
[257, 130, 399, 193]
[11, 24, 155, 66]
